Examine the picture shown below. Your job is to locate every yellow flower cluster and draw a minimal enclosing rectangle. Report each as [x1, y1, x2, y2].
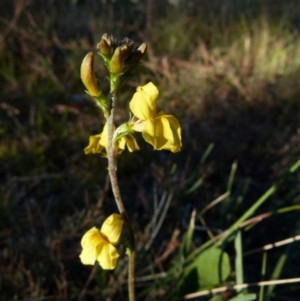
[79, 214, 123, 270]
[84, 82, 182, 155]
[80, 36, 182, 274]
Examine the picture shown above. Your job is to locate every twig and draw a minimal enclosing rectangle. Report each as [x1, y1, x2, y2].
[184, 277, 300, 299]
[244, 234, 300, 257]
[200, 192, 230, 215]
[107, 93, 136, 301]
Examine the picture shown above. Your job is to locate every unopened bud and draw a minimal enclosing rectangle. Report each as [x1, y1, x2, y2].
[80, 52, 100, 96]
[126, 43, 148, 65]
[134, 43, 147, 62]
[119, 45, 130, 60]
[101, 33, 111, 46]
[97, 38, 111, 57]
[109, 47, 124, 74]
[138, 43, 147, 55]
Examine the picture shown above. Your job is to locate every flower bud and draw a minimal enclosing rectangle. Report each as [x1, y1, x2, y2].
[80, 52, 100, 96]
[119, 45, 130, 60]
[138, 43, 147, 55]
[109, 47, 124, 74]
[129, 43, 147, 64]
[102, 33, 112, 46]
[97, 38, 111, 57]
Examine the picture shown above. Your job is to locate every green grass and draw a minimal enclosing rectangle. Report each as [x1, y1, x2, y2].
[1, 0, 300, 300]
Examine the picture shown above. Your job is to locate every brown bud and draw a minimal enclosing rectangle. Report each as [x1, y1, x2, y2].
[97, 38, 111, 57]
[126, 43, 147, 65]
[119, 45, 130, 60]
[138, 43, 147, 55]
[80, 52, 100, 96]
[101, 33, 119, 48]
[101, 33, 111, 46]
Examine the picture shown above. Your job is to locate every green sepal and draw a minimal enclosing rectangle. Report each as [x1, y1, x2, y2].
[110, 73, 122, 95]
[85, 90, 109, 117]
[98, 52, 110, 69]
[113, 122, 134, 145]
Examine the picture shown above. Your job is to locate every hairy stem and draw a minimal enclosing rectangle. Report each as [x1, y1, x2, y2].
[107, 93, 136, 301]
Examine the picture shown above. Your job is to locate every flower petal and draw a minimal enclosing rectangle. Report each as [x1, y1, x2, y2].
[79, 227, 106, 265]
[99, 123, 109, 149]
[84, 134, 104, 154]
[97, 242, 120, 270]
[142, 114, 182, 152]
[100, 213, 124, 245]
[129, 82, 158, 120]
[119, 134, 140, 152]
[130, 118, 145, 133]
[84, 123, 114, 155]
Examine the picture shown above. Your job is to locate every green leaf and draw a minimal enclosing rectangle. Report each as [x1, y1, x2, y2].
[180, 247, 231, 294]
[196, 247, 231, 288]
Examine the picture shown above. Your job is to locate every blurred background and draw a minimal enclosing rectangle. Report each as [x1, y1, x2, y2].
[0, 0, 300, 300]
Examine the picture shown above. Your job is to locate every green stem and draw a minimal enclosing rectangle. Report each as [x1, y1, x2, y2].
[107, 93, 136, 301]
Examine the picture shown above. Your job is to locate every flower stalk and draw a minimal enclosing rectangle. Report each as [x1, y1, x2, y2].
[107, 92, 136, 301]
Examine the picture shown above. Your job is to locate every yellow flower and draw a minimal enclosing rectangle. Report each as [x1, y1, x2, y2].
[79, 213, 124, 270]
[84, 134, 104, 154]
[129, 82, 182, 153]
[84, 123, 109, 155]
[84, 123, 139, 155]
